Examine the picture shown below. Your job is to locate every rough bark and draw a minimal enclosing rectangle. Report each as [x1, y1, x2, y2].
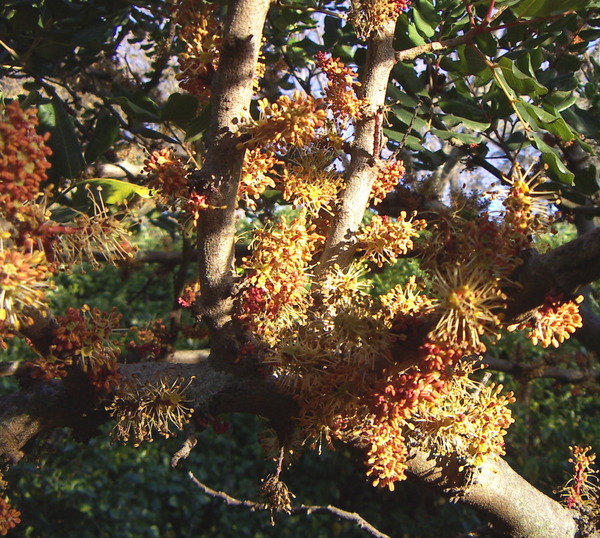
[407, 449, 583, 537]
[317, 20, 397, 273]
[195, 0, 271, 337]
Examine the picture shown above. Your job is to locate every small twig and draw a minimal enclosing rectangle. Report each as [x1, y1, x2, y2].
[171, 434, 198, 467]
[0, 361, 25, 378]
[188, 472, 391, 538]
[293, 504, 391, 538]
[189, 471, 268, 510]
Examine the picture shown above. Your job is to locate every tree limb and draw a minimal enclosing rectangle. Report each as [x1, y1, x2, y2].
[406, 448, 585, 538]
[196, 0, 271, 337]
[317, 20, 397, 273]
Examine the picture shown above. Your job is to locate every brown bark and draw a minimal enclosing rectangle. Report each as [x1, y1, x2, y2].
[317, 20, 397, 273]
[195, 0, 271, 337]
[407, 449, 583, 537]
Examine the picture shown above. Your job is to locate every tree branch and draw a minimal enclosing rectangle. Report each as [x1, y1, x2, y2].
[406, 448, 585, 538]
[481, 356, 600, 384]
[196, 0, 271, 337]
[188, 471, 392, 538]
[505, 226, 600, 320]
[317, 20, 397, 273]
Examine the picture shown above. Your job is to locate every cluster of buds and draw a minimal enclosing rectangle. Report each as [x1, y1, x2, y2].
[27, 305, 122, 388]
[559, 445, 599, 512]
[315, 52, 365, 127]
[508, 293, 583, 348]
[0, 472, 20, 536]
[371, 160, 405, 205]
[127, 319, 172, 362]
[0, 102, 52, 217]
[144, 147, 190, 200]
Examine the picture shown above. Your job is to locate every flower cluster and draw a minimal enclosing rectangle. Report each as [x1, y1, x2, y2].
[0, 102, 52, 217]
[28, 305, 122, 386]
[127, 319, 172, 362]
[260, 475, 295, 519]
[0, 498, 20, 536]
[56, 185, 137, 270]
[175, 0, 221, 100]
[144, 147, 190, 200]
[315, 52, 364, 125]
[410, 376, 515, 469]
[348, 0, 411, 40]
[280, 158, 343, 216]
[559, 445, 599, 512]
[107, 376, 194, 446]
[237, 213, 324, 342]
[500, 162, 557, 249]
[429, 263, 505, 353]
[371, 160, 405, 205]
[356, 212, 425, 267]
[0, 472, 20, 537]
[0, 247, 52, 330]
[239, 148, 279, 210]
[239, 91, 327, 153]
[508, 293, 583, 348]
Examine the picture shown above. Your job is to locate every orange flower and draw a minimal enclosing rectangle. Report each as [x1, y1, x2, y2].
[508, 294, 583, 348]
[430, 262, 505, 353]
[315, 52, 365, 124]
[175, 0, 221, 100]
[348, 0, 411, 40]
[371, 160, 405, 205]
[0, 102, 52, 216]
[144, 148, 190, 199]
[0, 497, 20, 536]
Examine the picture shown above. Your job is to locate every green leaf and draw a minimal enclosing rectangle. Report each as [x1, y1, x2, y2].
[110, 95, 159, 122]
[159, 93, 199, 127]
[531, 133, 574, 185]
[574, 164, 599, 195]
[431, 128, 482, 144]
[518, 102, 575, 142]
[512, 0, 590, 17]
[132, 127, 178, 143]
[391, 106, 428, 130]
[69, 178, 152, 211]
[185, 105, 211, 143]
[497, 57, 547, 97]
[84, 114, 120, 165]
[440, 114, 491, 131]
[38, 99, 85, 181]
[412, 7, 435, 38]
[563, 106, 600, 138]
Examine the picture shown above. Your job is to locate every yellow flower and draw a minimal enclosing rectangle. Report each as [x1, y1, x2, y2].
[356, 212, 425, 267]
[0, 248, 51, 330]
[430, 263, 505, 353]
